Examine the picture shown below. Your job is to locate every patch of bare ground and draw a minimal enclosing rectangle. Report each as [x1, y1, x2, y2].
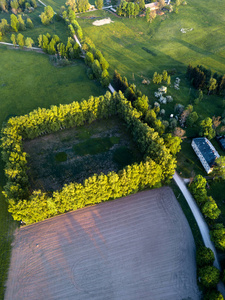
[23, 117, 141, 192]
[5, 187, 199, 300]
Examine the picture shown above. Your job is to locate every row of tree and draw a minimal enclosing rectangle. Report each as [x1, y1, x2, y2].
[152, 70, 171, 85]
[1, 91, 177, 224]
[11, 33, 34, 48]
[0, 0, 37, 13]
[189, 175, 225, 253]
[0, 15, 33, 40]
[187, 64, 225, 96]
[85, 49, 110, 87]
[116, 0, 144, 18]
[65, 0, 90, 13]
[196, 246, 222, 299]
[38, 33, 81, 58]
[40, 5, 54, 25]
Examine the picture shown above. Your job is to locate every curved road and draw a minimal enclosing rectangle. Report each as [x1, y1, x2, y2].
[173, 171, 225, 295]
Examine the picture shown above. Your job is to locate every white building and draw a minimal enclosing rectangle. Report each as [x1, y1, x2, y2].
[191, 137, 220, 174]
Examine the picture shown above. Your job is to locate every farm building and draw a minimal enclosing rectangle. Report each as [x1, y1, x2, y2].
[216, 135, 225, 151]
[191, 137, 220, 174]
[145, 2, 159, 10]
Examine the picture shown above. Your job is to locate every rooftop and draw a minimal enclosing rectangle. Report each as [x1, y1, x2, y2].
[217, 136, 225, 151]
[193, 137, 220, 167]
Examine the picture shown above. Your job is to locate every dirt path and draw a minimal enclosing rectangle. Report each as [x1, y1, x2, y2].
[173, 171, 225, 296]
[5, 187, 199, 300]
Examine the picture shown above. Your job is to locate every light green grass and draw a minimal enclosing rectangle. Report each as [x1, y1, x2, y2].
[0, 46, 105, 125]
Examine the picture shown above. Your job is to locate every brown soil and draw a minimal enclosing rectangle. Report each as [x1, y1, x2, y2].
[5, 187, 199, 300]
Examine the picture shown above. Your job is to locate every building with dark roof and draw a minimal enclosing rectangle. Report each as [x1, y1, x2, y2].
[191, 137, 220, 174]
[216, 136, 225, 151]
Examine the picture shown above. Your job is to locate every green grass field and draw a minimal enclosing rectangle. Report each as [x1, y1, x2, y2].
[0, 46, 105, 125]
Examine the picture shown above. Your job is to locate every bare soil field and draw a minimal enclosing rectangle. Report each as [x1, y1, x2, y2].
[5, 187, 199, 300]
[23, 118, 141, 191]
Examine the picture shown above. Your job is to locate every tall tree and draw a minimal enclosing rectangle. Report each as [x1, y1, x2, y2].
[10, 14, 19, 32]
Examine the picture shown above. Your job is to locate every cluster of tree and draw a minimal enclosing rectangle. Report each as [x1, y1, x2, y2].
[190, 175, 221, 221]
[116, 0, 144, 18]
[152, 70, 171, 85]
[199, 117, 216, 140]
[65, 0, 90, 13]
[10, 14, 26, 31]
[0, 0, 36, 14]
[38, 33, 81, 58]
[40, 5, 54, 25]
[176, 104, 199, 128]
[113, 70, 143, 103]
[68, 19, 83, 40]
[0, 15, 33, 40]
[95, 0, 103, 9]
[61, 6, 76, 23]
[187, 64, 225, 96]
[11, 33, 34, 48]
[196, 246, 222, 298]
[85, 49, 110, 87]
[113, 71, 170, 136]
[1, 91, 177, 224]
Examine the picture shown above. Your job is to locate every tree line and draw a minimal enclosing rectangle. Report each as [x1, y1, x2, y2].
[1, 91, 177, 224]
[0, 14, 33, 41]
[38, 33, 81, 58]
[116, 0, 144, 18]
[0, 0, 37, 14]
[187, 64, 225, 96]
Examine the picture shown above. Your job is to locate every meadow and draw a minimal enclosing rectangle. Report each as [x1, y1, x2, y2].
[23, 117, 141, 191]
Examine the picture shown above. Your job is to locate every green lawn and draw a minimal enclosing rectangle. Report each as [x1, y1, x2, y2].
[0, 46, 105, 125]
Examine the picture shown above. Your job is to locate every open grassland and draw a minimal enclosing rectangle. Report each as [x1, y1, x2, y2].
[79, 0, 225, 82]
[24, 117, 142, 191]
[5, 187, 199, 300]
[0, 46, 105, 125]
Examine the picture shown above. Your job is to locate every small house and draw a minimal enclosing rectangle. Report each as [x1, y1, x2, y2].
[192, 137, 220, 174]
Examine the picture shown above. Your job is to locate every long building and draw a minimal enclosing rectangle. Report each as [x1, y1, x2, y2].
[191, 137, 220, 174]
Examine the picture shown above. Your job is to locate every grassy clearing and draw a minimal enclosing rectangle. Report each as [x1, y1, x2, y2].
[0, 46, 105, 125]
[72, 136, 120, 155]
[170, 180, 203, 248]
[23, 117, 142, 191]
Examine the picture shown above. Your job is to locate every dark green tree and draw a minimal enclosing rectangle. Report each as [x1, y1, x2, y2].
[196, 246, 215, 267]
[198, 266, 220, 288]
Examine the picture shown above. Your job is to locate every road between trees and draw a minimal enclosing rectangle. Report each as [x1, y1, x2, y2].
[173, 171, 225, 296]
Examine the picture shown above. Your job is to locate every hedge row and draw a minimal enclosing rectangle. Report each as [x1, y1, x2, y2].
[1, 91, 176, 224]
